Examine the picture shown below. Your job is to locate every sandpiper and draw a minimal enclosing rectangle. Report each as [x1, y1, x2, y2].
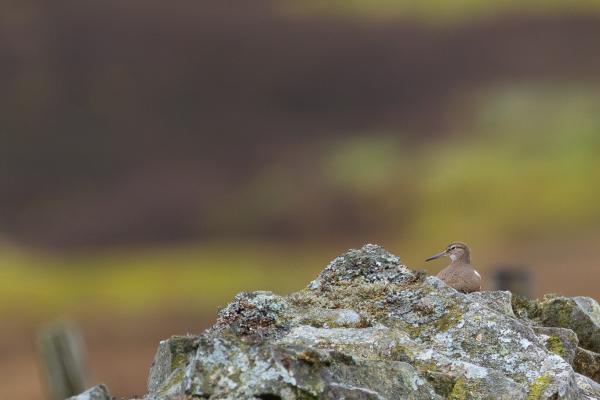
[425, 242, 481, 293]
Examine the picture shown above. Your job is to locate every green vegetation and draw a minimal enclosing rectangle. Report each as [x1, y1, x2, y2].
[0, 243, 328, 318]
[317, 85, 600, 249]
[288, 0, 600, 20]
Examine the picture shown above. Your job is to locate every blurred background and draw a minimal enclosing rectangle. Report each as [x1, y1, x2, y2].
[2, 0, 600, 398]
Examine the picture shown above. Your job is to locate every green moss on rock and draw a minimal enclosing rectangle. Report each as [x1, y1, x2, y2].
[511, 294, 540, 320]
[526, 376, 551, 400]
[546, 336, 564, 356]
[434, 306, 463, 332]
[573, 347, 600, 382]
[448, 378, 466, 400]
[158, 368, 186, 397]
[168, 336, 197, 370]
[541, 298, 574, 328]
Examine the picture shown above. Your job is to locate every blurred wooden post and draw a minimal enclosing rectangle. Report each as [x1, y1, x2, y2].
[492, 266, 533, 298]
[36, 322, 88, 400]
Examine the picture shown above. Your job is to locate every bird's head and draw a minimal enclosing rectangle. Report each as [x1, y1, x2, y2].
[425, 242, 471, 264]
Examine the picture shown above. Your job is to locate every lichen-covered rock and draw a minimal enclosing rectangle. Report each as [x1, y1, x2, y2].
[533, 326, 579, 365]
[576, 373, 600, 399]
[122, 244, 600, 400]
[538, 295, 600, 354]
[512, 293, 541, 321]
[147, 335, 198, 397]
[467, 290, 515, 317]
[181, 330, 441, 399]
[67, 384, 110, 400]
[574, 347, 600, 383]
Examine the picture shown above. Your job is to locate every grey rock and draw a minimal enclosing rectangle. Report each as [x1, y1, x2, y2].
[575, 373, 600, 399]
[147, 335, 197, 397]
[539, 295, 600, 353]
[533, 326, 579, 365]
[574, 347, 600, 383]
[181, 331, 441, 400]
[146, 245, 588, 399]
[295, 307, 368, 329]
[66, 384, 110, 400]
[467, 290, 515, 317]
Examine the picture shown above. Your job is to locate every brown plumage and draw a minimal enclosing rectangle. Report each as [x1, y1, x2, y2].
[425, 242, 481, 293]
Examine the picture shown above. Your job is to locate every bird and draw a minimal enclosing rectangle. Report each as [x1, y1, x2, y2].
[425, 242, 481, 293]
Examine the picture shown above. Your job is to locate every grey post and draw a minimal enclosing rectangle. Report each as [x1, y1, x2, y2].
[36, 321, 88, 400]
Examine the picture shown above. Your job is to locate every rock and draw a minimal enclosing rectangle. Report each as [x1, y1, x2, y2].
[147, 335, 198, 396]
[182, 330, 442, 400]
[512, 293, 541, 320]
[576, 373, 600, 399]
[145, 244, 589, 399]
[467, 290, 515, 317]
[66, 384, 110, 400]
[538, 295, 600, 353]
[574, 347, 600, 383]
[533, 326, 579, 365]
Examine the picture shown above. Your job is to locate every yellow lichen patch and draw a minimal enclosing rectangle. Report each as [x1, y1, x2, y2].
[448, 378, 467, 400]
[545, 336, 564, 356]
[526, 375, 552, 400]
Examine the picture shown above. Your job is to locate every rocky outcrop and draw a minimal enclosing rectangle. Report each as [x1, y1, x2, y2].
[75, 244, 600, 399]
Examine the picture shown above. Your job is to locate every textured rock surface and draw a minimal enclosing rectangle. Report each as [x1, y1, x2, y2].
[71, 244, 600, 399]
[66, 384, 110, 400]
[538, 296, 600, 354]
[576, 373, 600, 399]
[575, 347, 600, 383]
[144, 244, 600, 399]
[533, 326, 579, 365]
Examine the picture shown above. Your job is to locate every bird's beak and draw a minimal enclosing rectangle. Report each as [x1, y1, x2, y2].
[425, 250, 446, 262]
